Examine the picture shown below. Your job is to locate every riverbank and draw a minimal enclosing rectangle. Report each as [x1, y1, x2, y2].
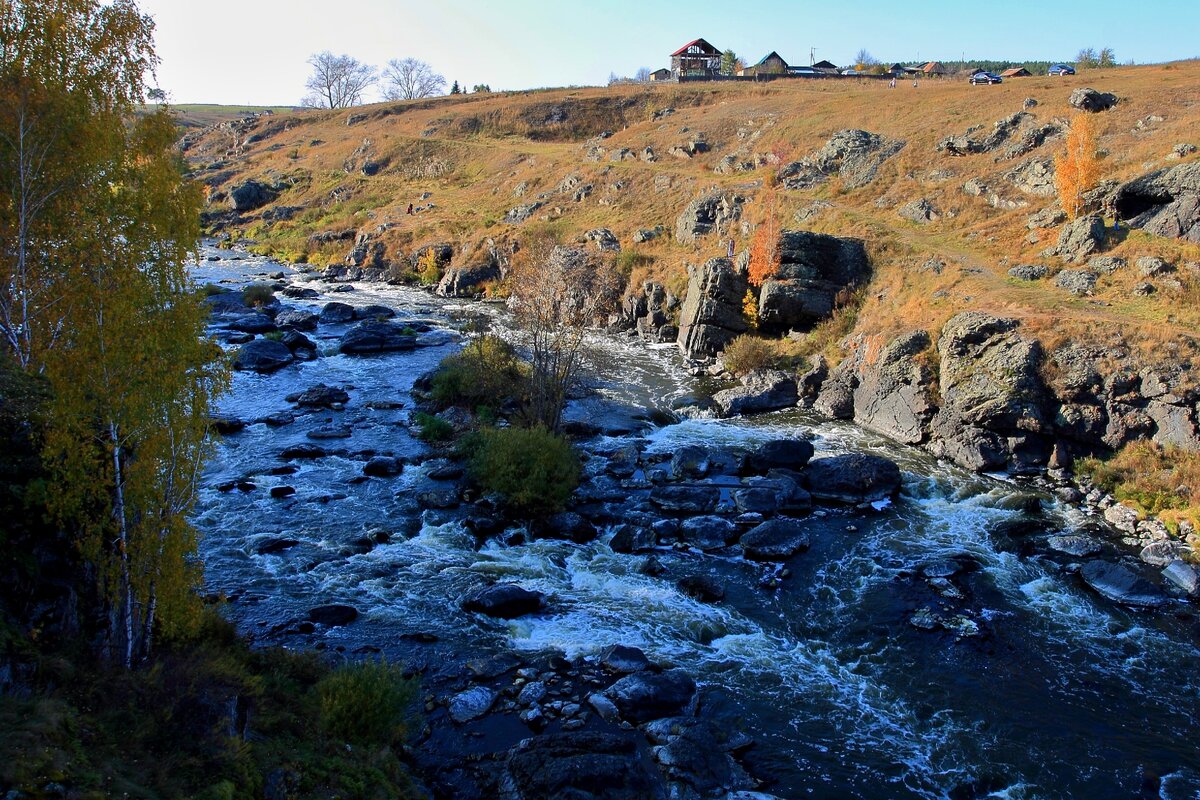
[193, 242, 1200, 799]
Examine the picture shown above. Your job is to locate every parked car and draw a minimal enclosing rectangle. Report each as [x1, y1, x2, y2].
[840, 68, 859, 76]
[1049, 64, 1076, 76]
[969, 71, 1002, 85]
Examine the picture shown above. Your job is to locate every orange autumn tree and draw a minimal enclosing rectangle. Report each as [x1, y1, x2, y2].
[747, 188, 783, 287]
[1054, 112, 1101, 219]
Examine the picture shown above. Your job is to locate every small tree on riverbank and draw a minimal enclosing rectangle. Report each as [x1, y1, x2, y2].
[507, 240, 621, 431]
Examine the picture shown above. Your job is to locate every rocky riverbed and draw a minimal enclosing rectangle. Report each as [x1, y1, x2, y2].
[193, 243, 1200, 800]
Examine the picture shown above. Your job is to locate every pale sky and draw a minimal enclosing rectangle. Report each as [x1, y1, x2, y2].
[139, 0, 1200, 105]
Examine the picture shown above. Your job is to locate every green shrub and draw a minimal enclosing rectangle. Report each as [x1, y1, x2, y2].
[722, 335, 777, 376]
[412, 411, 453, 442]
[262, 330, 284, 342]
[203, 283, 226, 297]
[466, 426, 580, 517]
[431, 335, 528, 410]
[241, 283, 274, 307]
[316, 659, 417, 746]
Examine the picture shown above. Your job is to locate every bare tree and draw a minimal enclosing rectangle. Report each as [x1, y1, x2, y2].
[854, 48, 880, 68]
[382, 57, 446, 101]
[634, 66, 652, 82]
[302, 51, 376, 109]
[508, 240, 621, 431]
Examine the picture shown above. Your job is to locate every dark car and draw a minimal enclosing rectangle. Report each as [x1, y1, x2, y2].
[969, 71, 1002, 85]
[1049, 64, 1076, 76]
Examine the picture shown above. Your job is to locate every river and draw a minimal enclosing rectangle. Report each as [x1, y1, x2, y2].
[191, 244, 1200, 800]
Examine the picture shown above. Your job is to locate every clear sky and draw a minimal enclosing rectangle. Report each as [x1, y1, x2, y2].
[138, 0, 1200, 105]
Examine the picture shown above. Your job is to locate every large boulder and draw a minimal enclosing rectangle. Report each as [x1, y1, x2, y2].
[804, 454, 902, 503]
[318, 302, 356, 324]
[778, 129, 906, 190]
[603, 669, 697, 724]
[930, 312, 1053, 472]
[307, 604, 358, 626]
[678, 516, 740, 551]
[676, 258, 748, 358]
[756, 230, 870, 334]
[713, 370, 798, 417]
[232, 338, 293, 373]
[462, 584, 544, 618]
[1043, 215, 1107, 263]
[435, 260, 501, 297]
[275, 309, 319, 331]
[499, 732, 667, 800]
[338, 321, 417, 354]
[229, 179, 277, 212]
[1068, 88, 1118, 113]
[740, 518, 811, 561]
[1079, 561, 1168, 608]
[675, 192, 743, 244]
[1114, 162, 1200, 243]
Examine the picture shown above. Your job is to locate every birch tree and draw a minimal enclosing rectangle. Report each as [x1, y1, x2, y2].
[1, 0, 225, 668]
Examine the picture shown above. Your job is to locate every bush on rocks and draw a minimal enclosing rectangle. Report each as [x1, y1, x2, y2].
[431, 335, 528, 411]
[722, 335, 778, 377]
[466, 427, 581, 517]
[317, 659, 418, 746]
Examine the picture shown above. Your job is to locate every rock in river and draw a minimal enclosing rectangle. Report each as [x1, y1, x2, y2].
[744, 438, 815, 473]
[232, 338, 293, 373]
[804, 453, 902, 503]
[740, 518, 811, 561]
[713, 370, 799, 417]
[448, 686, 497, 724]
[338, 320, 417, 354]
[603, 669, 697, 724]
[307, 604, 359, 626]
[1079, 561, 1168, 609]
[462, 584, 545, 618]
[498, 732, 666, 800]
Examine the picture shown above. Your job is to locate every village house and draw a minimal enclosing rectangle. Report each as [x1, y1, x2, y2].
[1000, 67, 1032, 78]
[811, 59, 840, 75]
[738, 51, 789, 77]
[671, 38, 722, 80]
[648, 68, 672, 82]
[921, 61, 949, 76]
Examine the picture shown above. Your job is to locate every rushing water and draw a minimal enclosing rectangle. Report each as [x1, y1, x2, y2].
[192, 246, 1200, 800]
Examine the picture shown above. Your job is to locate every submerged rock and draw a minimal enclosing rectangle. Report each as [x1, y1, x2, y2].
[307, 604, 358, 626]
[338, 321, 417, 354]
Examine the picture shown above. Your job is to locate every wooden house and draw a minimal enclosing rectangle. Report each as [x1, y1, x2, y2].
[889, 63, 921, 76]
[1000, 67, 1032, 78]
[740, 51, 789, 77]
[648, 68, 672, 82]
[811, 59, 840, 74]
[921, 61, 948, 76]
[671, 38, 722, 79]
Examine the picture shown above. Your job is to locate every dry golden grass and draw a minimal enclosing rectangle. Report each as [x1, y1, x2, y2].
[1078, 442, 1200, 540]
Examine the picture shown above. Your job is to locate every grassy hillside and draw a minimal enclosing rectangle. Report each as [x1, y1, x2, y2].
[182, 62, 1200, 366]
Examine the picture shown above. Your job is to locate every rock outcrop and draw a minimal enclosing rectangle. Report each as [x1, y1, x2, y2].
[1069, 88, 1119, 113]
[675, 192, 744, 244]
[1043, 215, 1107, 263]
[778, 129, 905, 190]
[929, 313, 1052, 472]
[1114, 162, 1200, 243]
[676, 258, 748, 358]
[756, 230, 870, 335]
[713, 370, 798, 417]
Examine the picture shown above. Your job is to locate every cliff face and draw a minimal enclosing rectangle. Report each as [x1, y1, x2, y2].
[184, 63, 1200, 472]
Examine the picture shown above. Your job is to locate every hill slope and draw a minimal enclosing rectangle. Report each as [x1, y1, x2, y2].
[182, 62, 1200, 518]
